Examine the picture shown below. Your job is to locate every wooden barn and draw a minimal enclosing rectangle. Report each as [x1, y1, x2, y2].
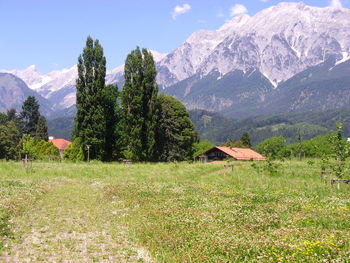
[196, 146, 266, 162]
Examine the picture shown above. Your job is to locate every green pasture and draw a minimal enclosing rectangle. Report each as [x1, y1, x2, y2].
[0, 160, 349, 262]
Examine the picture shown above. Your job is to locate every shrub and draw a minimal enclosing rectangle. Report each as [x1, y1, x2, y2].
[20, 134, 36, 159]
[256, 136, 285, 159]
[64, 138, 84, 161]
[33, 140, 60, 160]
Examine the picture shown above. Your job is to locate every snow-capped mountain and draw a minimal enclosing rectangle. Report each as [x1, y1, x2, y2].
[1, 65, 77, 110]
[0, 73, 53, 115]
[157, 2, 350, 87]
[1, 2, 350, 118]
[1, 65, 76, 94]
[105, 50, 167, 86]
[0, 50, 167, 111]
[156, 15, 251, 87]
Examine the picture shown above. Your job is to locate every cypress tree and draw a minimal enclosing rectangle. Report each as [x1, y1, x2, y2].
[20, 96, 40, 136]
[119, 47, 158, 161]
[74, 36, 107, 160]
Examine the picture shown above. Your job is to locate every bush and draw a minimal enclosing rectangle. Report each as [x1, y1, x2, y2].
[64, 138, 84, 161]
[283, 134, 334, 158]
[255, 136, 286, 159]
[33, 140, 60, 161]
[20, 134, 37, 159]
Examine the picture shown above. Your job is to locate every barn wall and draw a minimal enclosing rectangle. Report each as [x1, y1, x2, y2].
[206, 149, 229, 161]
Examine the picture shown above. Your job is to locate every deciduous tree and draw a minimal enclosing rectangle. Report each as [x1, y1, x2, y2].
[155, 94, 198, 161]
[119, 47, 158, 161]
[0, 121, 21, 160]
[104, 84, 119, 161]
[74, 36, 108, 160]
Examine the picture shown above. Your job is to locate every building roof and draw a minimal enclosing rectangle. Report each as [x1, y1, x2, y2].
[49, 138, 72, 150]
[204, 146, 266, 161]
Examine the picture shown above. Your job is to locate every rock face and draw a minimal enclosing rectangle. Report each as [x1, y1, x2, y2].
[158, 2, 350, 117]
[263, 57, 350, 115]
[158, 2, 350, 87]
[1, 2, 350, 118]
[163, 55, 350, 118]
[1, 65, 77, 111]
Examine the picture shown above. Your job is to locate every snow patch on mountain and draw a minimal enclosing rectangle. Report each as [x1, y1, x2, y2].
[335, 51, 350, 66]
[156, 15, 251, 86]
[1, 65, 51, 90]
[156, 2, 350, 87]
[1, 49, 167, 110]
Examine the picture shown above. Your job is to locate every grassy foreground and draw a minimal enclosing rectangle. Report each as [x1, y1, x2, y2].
[0, 160, 349, 262]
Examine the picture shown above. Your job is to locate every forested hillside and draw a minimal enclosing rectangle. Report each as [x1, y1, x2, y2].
[190, 109, 350, 145]
[47, 108, 350, 146]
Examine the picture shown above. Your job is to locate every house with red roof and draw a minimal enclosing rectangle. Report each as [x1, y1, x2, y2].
[197, 146, 266, 162]
[49, 137, 72, 159]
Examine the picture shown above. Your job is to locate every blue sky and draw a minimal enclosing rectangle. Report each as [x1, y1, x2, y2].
[1, 0, 349, 72]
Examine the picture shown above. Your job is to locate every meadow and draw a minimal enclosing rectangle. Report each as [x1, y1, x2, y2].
[0, 160, 349, 262]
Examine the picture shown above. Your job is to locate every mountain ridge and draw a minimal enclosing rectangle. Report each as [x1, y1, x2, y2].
[0, 73, 52, 116]
[1, 2, 350, 118]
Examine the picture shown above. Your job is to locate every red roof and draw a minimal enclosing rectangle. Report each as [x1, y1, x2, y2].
[205, 146, 266, 161]
[49, 139, 72, 150]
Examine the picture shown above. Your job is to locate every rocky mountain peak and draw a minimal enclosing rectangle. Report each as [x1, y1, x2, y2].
[156, 2, 350, 87]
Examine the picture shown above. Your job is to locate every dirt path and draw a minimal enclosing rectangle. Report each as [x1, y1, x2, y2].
[1, 180, 152, 262]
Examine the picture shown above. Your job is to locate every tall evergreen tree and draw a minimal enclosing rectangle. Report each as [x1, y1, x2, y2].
[74, 36, 108, 160]
[35, 115, 48, 141]
[155, 94, 198, 161]
[119, 47, 158, 161]
[20, 96, 40, 136]
[241, 132, 252, 148]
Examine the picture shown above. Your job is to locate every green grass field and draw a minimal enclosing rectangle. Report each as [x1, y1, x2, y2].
[0, 160, 349, 262]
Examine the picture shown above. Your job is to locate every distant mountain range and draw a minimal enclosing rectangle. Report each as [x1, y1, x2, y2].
[1, 2, 350, 119]
[0, 50, 165, 115]
[0, 73, 52, 115]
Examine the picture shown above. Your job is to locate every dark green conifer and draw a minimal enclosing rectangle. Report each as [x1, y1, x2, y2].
[20, 96, 40, 136]
[35, 115, 48, 141]
[241, 132, 252, 148]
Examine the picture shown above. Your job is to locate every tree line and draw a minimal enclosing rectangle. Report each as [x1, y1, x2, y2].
[70, 36, 198, 162]
[0, 96, 55, 160]
[0, 36, 198, 162]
